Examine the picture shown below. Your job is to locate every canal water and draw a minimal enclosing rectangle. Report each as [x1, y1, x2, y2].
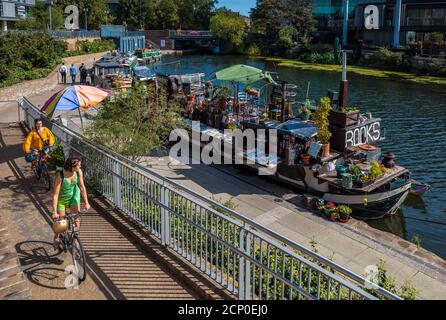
[155, 54, 446, 259]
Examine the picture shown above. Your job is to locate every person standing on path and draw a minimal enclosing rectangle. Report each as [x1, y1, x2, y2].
[59, 63, 67, 84]
[70, 64, 77, 84]
[79, 63, 85, 85]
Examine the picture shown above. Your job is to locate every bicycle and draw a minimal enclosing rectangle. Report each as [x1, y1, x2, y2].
[32, 148, 51, 191]
[56, 212, 87, 283]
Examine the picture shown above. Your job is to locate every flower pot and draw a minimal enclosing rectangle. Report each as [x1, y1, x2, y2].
[330, 215, 338, 222]
[338, 216, 350, 223]
[300, 113, 310, 121]
[324, 208, 332, 217]
[381, 152, 396, 169]
[301, 153, 310, 165]
[321, 143, 330, 158]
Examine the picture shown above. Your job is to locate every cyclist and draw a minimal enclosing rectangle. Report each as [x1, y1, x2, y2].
[52, 157, 91, 250]
[23, 118, 55, 170]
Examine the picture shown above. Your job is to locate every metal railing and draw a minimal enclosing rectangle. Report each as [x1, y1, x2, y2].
[18, 98, 401, 301]
[169, 30, 213, 38]
[0, 29, 100, 39]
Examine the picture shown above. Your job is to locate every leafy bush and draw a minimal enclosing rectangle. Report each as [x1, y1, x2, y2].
[246, 43, 262, 56]
[362, 48, 411, 71]
[424, 58, 446, 76]
[0, 33, 67, 88]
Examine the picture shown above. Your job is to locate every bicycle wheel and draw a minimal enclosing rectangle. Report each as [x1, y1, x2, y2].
[40, 165, 51, 191]
[71, 234, 87, 282]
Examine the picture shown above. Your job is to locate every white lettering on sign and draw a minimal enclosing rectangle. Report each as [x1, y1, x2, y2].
[345, 122, 381, 147]
[65, 5, 79, 30]
[364, 5, 379, 30]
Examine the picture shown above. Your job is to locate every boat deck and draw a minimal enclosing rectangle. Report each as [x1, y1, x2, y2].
[318, 165, 408, 192]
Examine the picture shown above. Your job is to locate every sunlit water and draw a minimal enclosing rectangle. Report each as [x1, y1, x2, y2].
[155, 54, 446, 259]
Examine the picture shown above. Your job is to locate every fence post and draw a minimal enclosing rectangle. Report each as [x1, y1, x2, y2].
[113, 160, 121, 208]
[245, 232, 252, 300]
[238, 229, 245, 300]
[160, 185, 170, 246]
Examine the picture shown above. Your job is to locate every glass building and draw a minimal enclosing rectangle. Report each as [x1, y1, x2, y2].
[1, 0, 35, 31]
[311, 0, 446, 46]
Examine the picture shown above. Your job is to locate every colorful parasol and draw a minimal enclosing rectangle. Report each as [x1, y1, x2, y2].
[41, 85, 111, 117]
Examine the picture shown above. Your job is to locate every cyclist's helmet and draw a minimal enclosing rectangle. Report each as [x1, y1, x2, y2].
[53, 219, 69, 234]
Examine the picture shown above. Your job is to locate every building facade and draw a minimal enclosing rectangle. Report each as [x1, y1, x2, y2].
[312, 0, 446, 46]
[1, 0, 35, 31]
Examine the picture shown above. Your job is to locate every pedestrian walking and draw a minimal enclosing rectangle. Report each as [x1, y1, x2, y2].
[79, 63, 85, 84]
[59, 63, 67, 84]
[70, 64, 77, 84]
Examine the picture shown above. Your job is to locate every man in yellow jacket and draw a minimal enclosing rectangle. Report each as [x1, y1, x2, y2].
[23, 118, 55, 163]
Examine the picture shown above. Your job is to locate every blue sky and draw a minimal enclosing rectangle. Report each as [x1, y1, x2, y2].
[216, 0, 257, 16]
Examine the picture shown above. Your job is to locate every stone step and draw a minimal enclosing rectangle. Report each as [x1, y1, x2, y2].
[0, 251, 18, 264]
[0, 272, 26, 291]
[2, 288, 31, 300]
[0, 279, 29, 299]
[0, 257, 20, 274]
[0, 264, 22, 281]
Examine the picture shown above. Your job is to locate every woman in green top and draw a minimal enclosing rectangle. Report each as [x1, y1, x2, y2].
[52, 157, 90, 249]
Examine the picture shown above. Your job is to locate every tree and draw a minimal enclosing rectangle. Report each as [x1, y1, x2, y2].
[56, 0, 109, 29]
[250, 0, 316, 51]
[210, 10, 247, 53]
[86, 84, 184, 161]
[15, 1, 64, 30]
[153, 0, 180, 30]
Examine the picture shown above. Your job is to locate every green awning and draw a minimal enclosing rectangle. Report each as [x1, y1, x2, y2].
[214, 64, 277, 85]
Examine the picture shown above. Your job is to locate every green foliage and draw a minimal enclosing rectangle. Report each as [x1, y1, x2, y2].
[56, 0, 110, 29]
[369, 161, 383, 180]
[210, 10, 247, 53]
[250, 0, 315, 55]
[0, 33, 67, 88]
[247, 43, 262, 56]
[411, 234, 422, 249]
[374, 259, 418, 300]
[15, 1, 65, 30]
[363, 48, 411, 71]
[66, 39, 116, 56]
[427, 32, 444, 44]
[48, 140, 66, 168]
[424, 58, 446, 76]
[313, 97, 332, 144]
[85, 83, 184, 161]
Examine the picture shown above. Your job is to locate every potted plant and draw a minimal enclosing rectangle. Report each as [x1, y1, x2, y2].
[48, 142, 65, 172]
[330, 210, 340, 222]
[369, 161, 383, 180]
[337, 205, 352, 223]
[329, 105, 360, 128]
[216, 87, 231, 109]
[299, 100, 312, 121]
[245, 85, 260, 97]
[313, 97, 332, 158]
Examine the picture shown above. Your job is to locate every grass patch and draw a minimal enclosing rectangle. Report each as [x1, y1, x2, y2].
[256, 56, 446, 87]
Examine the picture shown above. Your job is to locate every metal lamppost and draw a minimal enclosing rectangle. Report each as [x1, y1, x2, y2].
[49, 0, 54, 31]
[83, 7, 89, 31]
[393, 0, 403, 49]
[342, 0, 349, 47]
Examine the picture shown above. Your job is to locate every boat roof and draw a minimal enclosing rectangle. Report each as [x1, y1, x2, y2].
[94, 53, 137, 68]
[243, 119, 318, 141]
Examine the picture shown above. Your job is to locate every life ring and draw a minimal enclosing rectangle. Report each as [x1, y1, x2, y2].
[359, 144, 378, 151]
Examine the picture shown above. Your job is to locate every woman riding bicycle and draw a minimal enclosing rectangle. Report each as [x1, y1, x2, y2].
[23, 118, 55, 165]
[52, 157, 90, 250]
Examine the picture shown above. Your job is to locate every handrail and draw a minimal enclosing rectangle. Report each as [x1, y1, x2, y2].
[18, 97, 401, 300]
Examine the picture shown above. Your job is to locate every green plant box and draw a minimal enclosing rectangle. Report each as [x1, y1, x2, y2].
[329, 110, 360, 128]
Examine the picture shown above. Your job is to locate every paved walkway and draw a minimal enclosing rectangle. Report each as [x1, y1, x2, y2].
[0, 124, 228, 300]
[141, 156, 446, 300]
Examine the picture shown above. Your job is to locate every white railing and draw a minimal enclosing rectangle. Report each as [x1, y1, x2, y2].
[19, 98, 401, 300]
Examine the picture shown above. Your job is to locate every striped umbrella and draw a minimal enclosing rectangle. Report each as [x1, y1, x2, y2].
[41, 85, 112, 118]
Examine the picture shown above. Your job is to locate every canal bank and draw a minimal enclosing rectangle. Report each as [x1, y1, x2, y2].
[255, 56, 446, 87]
